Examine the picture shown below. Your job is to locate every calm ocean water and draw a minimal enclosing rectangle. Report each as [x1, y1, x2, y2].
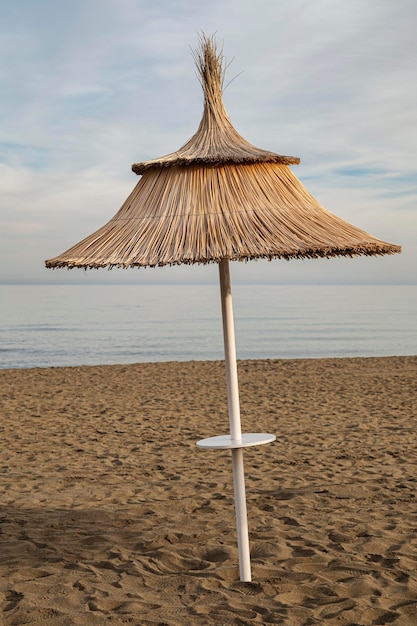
[0, 284, 416, 369]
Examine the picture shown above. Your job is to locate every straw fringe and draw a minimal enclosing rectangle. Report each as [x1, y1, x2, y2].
[46, 163, 401, 269]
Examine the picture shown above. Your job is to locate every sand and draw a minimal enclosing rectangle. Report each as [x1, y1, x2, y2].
[0, 356, 416, 625]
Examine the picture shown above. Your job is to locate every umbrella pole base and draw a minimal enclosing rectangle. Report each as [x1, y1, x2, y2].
[232, 447, 251, 582]
[197, 432, 276, 582]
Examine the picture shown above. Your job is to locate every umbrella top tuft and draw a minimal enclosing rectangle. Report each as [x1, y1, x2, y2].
[131, 34, 300, 175]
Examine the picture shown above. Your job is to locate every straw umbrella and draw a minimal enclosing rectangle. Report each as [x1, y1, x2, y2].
[46, 34, 401, 582]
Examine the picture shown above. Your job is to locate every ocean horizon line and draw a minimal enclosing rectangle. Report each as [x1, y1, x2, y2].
[1, 280, 416, 287]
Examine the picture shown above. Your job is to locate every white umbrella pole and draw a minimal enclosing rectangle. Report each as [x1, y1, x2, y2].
[218, 258, 252, 582]
[197, 261, 275, 581]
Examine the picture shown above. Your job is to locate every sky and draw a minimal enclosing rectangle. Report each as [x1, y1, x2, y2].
[1, 0, 416, 285]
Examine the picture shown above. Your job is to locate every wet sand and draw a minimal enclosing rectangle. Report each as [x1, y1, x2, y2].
[0, 356, 416, 625]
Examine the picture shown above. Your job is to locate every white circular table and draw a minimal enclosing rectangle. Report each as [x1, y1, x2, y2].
[196, 432, 276, 450]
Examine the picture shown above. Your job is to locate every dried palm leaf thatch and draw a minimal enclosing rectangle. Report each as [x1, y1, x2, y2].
[45, 34, 400, 270]
[46, 162, 400, 268]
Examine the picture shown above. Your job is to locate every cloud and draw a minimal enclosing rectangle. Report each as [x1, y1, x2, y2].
[1, 0, 415, 284]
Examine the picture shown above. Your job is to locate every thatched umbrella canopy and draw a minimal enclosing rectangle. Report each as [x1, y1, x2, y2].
[46, 36, 400, 270]
[45, 35, 400, 583]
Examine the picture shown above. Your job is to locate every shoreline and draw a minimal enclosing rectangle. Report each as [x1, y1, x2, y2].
[1, 352, 416, 372]
[1, 356, 416, 624]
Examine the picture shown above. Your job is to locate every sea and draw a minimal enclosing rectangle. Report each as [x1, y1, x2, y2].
[0, 284, 416, 370]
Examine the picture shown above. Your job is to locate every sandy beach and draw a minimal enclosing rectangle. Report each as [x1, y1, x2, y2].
[0, 356, 416, 625]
